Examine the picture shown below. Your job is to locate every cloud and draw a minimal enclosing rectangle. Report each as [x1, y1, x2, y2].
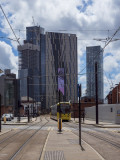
[0, 41, 18, 75]
[0, 0, 120, 98]
[104, 55, 119, 72]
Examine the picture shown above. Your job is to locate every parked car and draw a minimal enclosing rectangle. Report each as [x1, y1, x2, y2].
[2, 114, 12, 121]
[10, 113, 14, 119]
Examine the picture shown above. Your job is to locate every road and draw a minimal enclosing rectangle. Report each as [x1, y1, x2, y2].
[0, 116, 120, 160]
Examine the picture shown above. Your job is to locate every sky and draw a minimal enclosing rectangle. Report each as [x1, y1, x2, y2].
[0, 0, 120, 99]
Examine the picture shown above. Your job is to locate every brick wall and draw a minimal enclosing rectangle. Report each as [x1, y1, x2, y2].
[71, 102, 96, 118]
[107, 83, 120, 104]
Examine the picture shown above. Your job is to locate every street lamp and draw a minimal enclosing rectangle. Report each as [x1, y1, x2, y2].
[115, 84, 119, 104]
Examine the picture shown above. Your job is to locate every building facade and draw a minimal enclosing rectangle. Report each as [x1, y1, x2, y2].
[86, 46, 103, 102]
[18, 26, 46, 110]
[0, 69, 19, 115]
[45, 32, 78, 109]
[18, 26, 78, 111]
[106, 83, 120, 104]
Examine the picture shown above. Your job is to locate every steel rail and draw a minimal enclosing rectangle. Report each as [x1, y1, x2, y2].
[63, 121, 120, 149]
[67, 120, 120, 139]
[0, 117, 42, 145]
[82, 130, 120, 149]
[10, 118, 49, 160]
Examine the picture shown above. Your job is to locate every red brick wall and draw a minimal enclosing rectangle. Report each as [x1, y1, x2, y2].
[1, 105, 24, 116]
[71, 102, 96, 118]
[107, 84, 120, 104]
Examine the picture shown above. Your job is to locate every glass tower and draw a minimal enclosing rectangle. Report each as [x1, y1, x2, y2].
[18, 26, 78, 110]
[46, 32, 78, 109]
[86, 46, 103, 102]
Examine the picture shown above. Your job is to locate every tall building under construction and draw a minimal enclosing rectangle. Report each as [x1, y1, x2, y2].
[18, 26, 78, 111]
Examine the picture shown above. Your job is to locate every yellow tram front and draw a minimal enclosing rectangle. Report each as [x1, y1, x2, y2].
[50, 102, 71, 121]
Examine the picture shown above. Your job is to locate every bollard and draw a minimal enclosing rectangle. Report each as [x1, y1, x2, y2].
[58, 118, 62, 132]
[4, 116, 6, 123]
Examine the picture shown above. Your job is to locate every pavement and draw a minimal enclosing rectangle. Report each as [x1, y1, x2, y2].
[1, 116, 37, 125]
[0, 117, 119, 160]
[41, 129, 104, 160]
[40, 119, 120, 160]
[72, 118, 120, 128]
[0, 128, 12, 136]
[0, 126, 104, 160]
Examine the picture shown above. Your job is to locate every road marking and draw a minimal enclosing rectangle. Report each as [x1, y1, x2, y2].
[51, 127, 54, 131]
[48, 127, 51, 130]
[82, 139, 105, 160]
[104, 128, 118, 133]
[63, 127, 71, 131]
[40, 130, 50, 160]
[71, 131, 105, 160]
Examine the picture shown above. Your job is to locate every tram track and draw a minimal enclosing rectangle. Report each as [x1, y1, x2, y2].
[63, 121, 120, 150]
[0, 116, 49, 160]
[0, 116, 42, 145]
[66, 120, 120, 139]
[81, 130, 120, 149]
[10, 117, 49, 160]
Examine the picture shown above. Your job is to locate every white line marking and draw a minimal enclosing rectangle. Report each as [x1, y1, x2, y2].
[71, 132, 105, 160]
[40, 130, 50, 160]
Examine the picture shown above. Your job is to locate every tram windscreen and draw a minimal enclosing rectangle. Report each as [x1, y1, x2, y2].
[60, 104, 70, 114]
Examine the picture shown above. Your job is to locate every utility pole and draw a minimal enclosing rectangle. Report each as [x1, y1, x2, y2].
[17, 100, 21, 122]
[33, 97, 34, 118]
[79, 84, 81, 146]
[58, 90, 62, 132]
[0, 94, 1, 132]
[117, 85, 119, 104]
[95, 62, 98, 124]
[115, 84, 119, 104]
[0, 69, 3, 132]
[27, 77, 30, 122]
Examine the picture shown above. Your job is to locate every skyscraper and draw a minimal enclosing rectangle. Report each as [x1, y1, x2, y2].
[45, 32, 78, 109]
[18, 26, 78, 111]
[18, 26, 46, 109]
[86, 46, 103, 102]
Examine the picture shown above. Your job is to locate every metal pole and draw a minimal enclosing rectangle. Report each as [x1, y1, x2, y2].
[17, 100, 20, 122]
[95, 62, 98, 124]
[74, 110, 75, 121]
[59, 90, 61, 132]
[79, 84, 81, 146]
[27, 77, 30, 123]
[0, 94, 1, 132]
[33, 96, 34, 118]
[117, 86, 118, 104]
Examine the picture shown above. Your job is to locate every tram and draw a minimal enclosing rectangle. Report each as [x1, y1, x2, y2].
[50, 102, 71, 121]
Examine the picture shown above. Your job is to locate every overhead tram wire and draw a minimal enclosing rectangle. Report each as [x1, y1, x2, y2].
[0, 27, 117, 32]
[0, 7, 119, 76]
[78, 26, 120, 74]
[0, 4, 21, 46]
[104, 70, 113, 89]
[0, 27, 118, 42]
